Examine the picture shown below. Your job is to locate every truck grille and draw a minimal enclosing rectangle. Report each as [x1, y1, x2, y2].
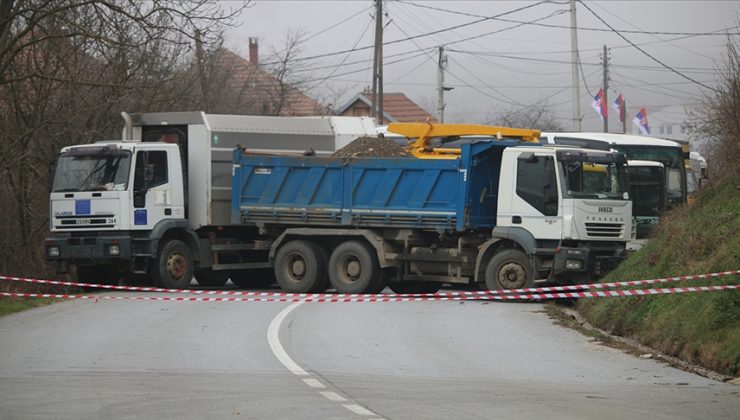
[585, 222, 624, 238]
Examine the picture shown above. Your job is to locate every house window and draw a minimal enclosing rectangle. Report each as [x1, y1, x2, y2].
[666, 125, 673, 135]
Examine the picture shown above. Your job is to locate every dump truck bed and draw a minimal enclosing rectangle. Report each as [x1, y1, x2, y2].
[231, 141, 521, 232]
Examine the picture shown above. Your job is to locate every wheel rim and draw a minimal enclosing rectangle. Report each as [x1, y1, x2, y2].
[497, 261, 527, 289]
[285, 252, 307, 283]
[166, 252, 187, 280]
[337, 254, 361, 284]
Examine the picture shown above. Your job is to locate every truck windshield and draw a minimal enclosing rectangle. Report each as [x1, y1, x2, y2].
[627, 166, 665, 217]
[612, 145, 685, 206]
[52, 149, 132, 192]
[558, 151, 628, 199]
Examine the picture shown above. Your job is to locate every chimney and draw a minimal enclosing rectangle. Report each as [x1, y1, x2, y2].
[249, 37, 258, 65]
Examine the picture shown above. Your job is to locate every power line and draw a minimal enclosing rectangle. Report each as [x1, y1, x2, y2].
[448, 48, 725, 72]
[577, 0, 718, 92]
[447, 56, 524, 106]
[400, 1, 740, 37]
[302, 50, 428, 84]
[590, 1, 719, 62]
[259, 1, 550, 66]
[303, 13, 374, 91]
[301, 5, 374, 44]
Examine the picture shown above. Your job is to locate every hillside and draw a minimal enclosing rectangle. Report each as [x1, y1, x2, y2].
[577, 176, 740, 376]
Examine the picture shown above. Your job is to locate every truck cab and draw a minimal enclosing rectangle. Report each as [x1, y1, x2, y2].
[47, 142, 187, 285]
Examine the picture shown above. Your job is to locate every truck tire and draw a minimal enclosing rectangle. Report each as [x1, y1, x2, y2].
[153, 239, 194, 289]
[231, 268, 276, 289]
[484, 249, 534, 290]
[274, 240, 326, 293]
[328, 240, 381, 294]
[194, 269, 229, 287]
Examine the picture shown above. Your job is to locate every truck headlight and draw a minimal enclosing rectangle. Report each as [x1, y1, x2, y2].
[566, 259, 583, 270]
[47, 246, 60, 257]
[107, 245, 120, 256]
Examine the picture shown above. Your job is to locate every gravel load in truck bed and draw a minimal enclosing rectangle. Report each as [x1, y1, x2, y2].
[331, 136, 413, 158]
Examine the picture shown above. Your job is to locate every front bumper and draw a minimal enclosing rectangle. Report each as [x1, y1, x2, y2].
[45, 234, 132, 264]
[551, 243, 625, 281]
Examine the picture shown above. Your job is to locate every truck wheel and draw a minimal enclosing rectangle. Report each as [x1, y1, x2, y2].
[388, 281, 441, 294]
[194, 269, 229, 287]
[484, 249, 534, 290]
[231, 268, 276, 289]
[311, 245, 331, 293]
[274, 240, 326, 293]
[153, 240, 194, 289]
[328, 240, 381, 294]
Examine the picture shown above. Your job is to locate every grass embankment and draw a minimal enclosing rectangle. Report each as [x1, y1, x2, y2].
[0, 274, 68, 317]
[0, 299, 55, 317]
[577, 176, 740, 376]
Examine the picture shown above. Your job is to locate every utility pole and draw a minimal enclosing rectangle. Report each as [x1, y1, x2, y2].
[371, 0, 384, 124]
[436, 46, 452, 123]
[378, 3, 384, 125]
[602, 44, 609, 133]
[195, 29, 209, 112]
[570, 0, 581, 131]
[621, 96, 627, 134]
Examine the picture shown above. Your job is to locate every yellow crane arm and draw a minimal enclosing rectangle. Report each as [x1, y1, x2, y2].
[386, 122, 541, 150]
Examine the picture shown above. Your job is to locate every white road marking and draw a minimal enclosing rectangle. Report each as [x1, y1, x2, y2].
[343, 404, 376, 416]
[267, 301, 382, 418]
[267, 302, 308, 376]
[320, 391, 347, 402]
[303, 378, 326, 388]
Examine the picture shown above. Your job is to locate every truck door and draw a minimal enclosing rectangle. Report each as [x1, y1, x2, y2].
[130, 149, 177, 229]
[509, 152, 562, 240]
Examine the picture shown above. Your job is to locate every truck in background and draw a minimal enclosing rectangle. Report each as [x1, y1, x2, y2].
[45, 115, 633, 292]
[685, 151, 708, 205]
[540, 132, 685, 241]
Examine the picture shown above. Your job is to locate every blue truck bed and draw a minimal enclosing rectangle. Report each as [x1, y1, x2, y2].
[231, 141, 520, 231]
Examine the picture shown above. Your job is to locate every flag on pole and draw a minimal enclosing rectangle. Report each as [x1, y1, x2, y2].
[633, 107, 650, 135]
[612, 94, 625, 122]
[591, 88, 608, 120]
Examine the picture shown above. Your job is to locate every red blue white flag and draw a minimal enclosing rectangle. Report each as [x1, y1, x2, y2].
[612, 94, 625, 122]
[591, 88, 608, 121]
[632, 107, 650, 135]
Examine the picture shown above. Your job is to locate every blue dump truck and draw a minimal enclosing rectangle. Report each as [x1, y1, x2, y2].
[231, 140, 632, 294]
[46, 113, 632, 293]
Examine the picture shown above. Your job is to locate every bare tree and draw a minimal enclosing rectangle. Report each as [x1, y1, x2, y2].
[261, 28, 327, 116]
[486, 102, 564, 131]
[690, 34, 740, 179]
[0, 0, 250, 278]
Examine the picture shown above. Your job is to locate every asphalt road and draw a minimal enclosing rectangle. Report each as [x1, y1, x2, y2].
[0, 289, 738, 419]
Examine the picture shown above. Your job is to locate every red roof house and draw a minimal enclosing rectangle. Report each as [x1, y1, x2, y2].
[336, 91, 438, 123]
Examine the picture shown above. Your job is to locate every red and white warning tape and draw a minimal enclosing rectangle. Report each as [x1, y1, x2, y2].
[1, 270, 738, 298]
[0, 270, 738, 302]
[0, 284, 738, 302]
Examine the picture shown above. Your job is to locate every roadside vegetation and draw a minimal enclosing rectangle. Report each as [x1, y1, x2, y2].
[577, 177, 740, 376]
[0, 298, 55, 317]
[578, 35, 740, 377]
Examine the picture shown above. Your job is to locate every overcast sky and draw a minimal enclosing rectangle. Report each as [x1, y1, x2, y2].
[224, 1, 740, 132]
